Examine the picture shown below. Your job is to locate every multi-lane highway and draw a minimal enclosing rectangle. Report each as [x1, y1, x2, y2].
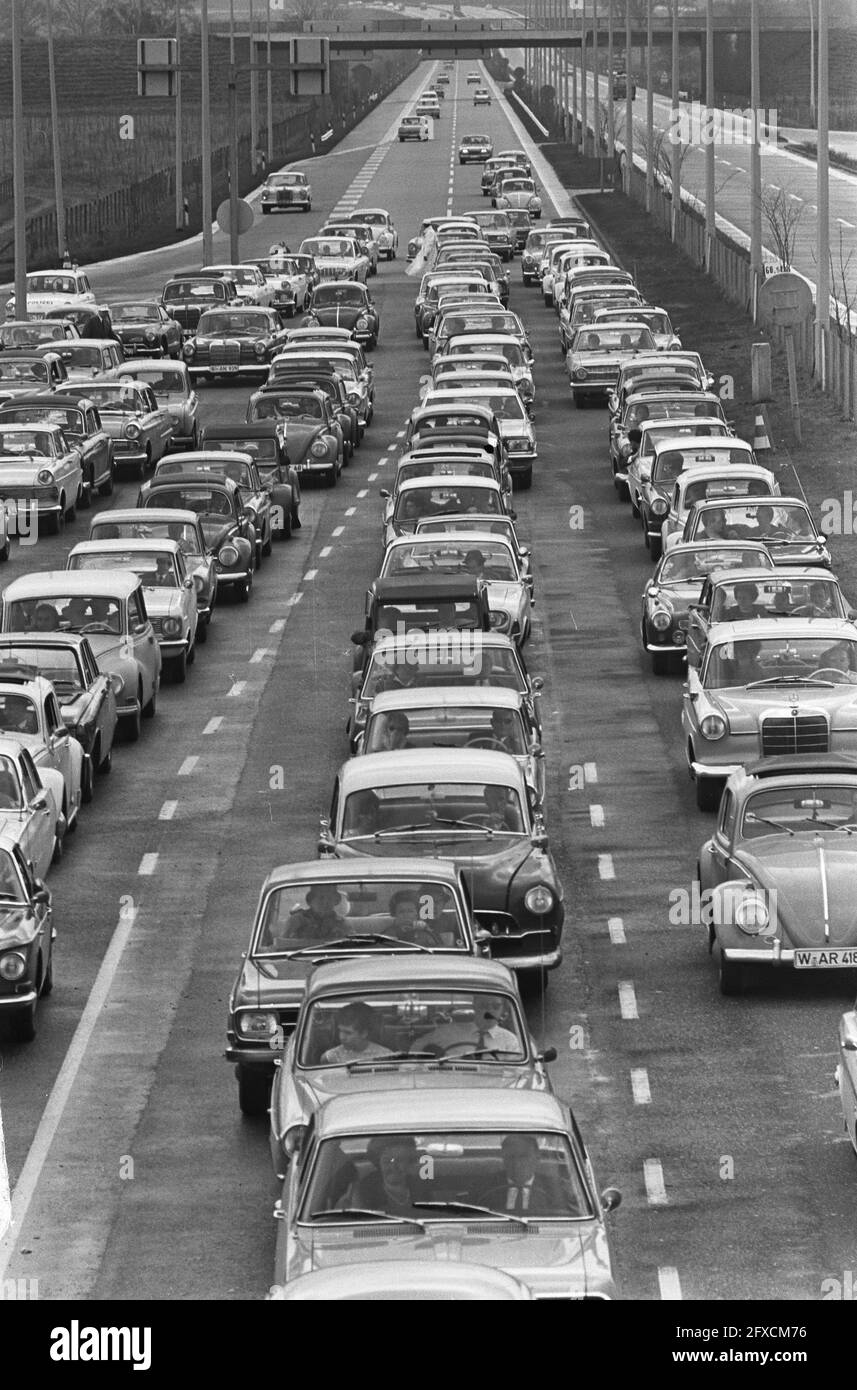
[0, 58, 854, 1304]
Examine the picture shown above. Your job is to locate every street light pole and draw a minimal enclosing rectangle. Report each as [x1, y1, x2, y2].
[624, 0, 632, 194]
[670, 0, 680, 240]
[249, 0, 258, 173]
[808, 0, 816, 121]
[266, 0, 274, 167]
[46, 0, 67, 263]
[200, 0, 213, 265]
[175, 0, 184, 233]
[704, 0, 714, 270]
[607, 0, 614, 161]
[229, 68, 240, 264]
[646, 0, 654, 212]
[581, 0, 588, 156]
[816, 0, 830, 380]
[749, 0, 763, 314]
[12, 0, 27, 319]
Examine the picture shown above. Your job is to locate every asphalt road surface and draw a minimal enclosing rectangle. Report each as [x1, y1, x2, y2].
[0, 58, 854, 1303]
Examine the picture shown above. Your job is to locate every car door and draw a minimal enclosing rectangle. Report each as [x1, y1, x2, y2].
[81, 638, 116, 754]
[127, 587, 158, 701]
[41, 688, 74, 803]
[18, 750, 55, 879]
[86, 406, 111, 485]
[174, 550, 198, 639]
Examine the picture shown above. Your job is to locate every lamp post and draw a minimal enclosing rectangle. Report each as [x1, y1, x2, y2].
[175, 0, 183, 233]
[46, 0, 67, 263]
[646, 0, 654, 211]
[624, 0, 632, 194]
[816, 0, 829, 380]
[12, 0, 27, 319]
[749, 0, 763, 313]
[266, 0, 274, 167]
[670, 0, 680, 240]
[201, 0, 213, 265]
[704, 0, 714, 269]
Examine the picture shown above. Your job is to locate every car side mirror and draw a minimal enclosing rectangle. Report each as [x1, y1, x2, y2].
[601, 1187, 622, 1213]
[34, 886, 51, 906]
[531, 676, 544, 692]
[508, 508, 517, 520]
[379, 488, 390, 499]
[538, 1046, 557, 1063]
[351, 629, 369, 646]
[31, 789, 49, 810]
[526, 406, 534, 420]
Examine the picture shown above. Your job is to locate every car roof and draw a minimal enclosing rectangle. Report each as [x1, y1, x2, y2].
[69, 537, 181, 558]
[396, 474, 501, 494]
[368, 685, 522, 714]
[663, 540, 771, 557]
[0, 392, 95, 411]
[90, 507, 202, 528]
[740, 754, 857, 781]
[174, 450, 252, 467]
[317, 1087, 567, 1139]
[690, 494, 809, 513]
[3, 569, 142, 598]
[0, 631, 90, 652]
[707, 618, 856, 641]
[262, 858, 463, 891]
[338, 748, 524, 792]
[369, 631, 518, 656]
[201, 422, 279, 440]
[386, 530, 513, 553]
[145, 472, 240, 495]
[116, 359, 190, 375]
[638, 416, 724, 432]
[705, 566, 833, 585]
[675, 462, 772, 485]
[371, 574, 482, 598]
[305, 954, 516, 999]
[0, 421, 64, 435]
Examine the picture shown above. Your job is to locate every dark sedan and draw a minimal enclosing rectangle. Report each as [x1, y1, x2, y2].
[110, 301, 183, 358]
[183, 307, 290, 380]
[301, 282, 379, 349]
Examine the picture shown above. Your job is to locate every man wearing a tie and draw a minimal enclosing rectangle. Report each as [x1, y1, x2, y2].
[478, 1135, 555, 1215]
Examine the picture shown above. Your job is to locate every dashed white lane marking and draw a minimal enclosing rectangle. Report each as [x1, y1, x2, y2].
[0, 1098, 10, 1243]
[644, 1159, 669, 1206]
[319, 546, 332, 558]
[250, 648, 273, 663]
[376, 455, 387, 466]
[138, 853, 159, 876]
[618, 981, 639, 1019]
[331, 526, 344, 537]
[658, 1267, 683, 1300]
[608, 916, 627, 944]
[203, 717, 222, 735]
[597, 853, 616, 880]
[228, 681, 247, 697]
[395, 430, 405, 439]
[356, 490, 368, 499]
[178, 756, 198, 776]
[386, 442, 398, 451]
[159, 801, 177, 821]
[589, 804, 605, 828]
[584, 761, 598, 783]
[345, 507, 356, 516]
[284, 594, 302, 610]
[631, 1068, 652, 1105]
[304, 568, 318, 581]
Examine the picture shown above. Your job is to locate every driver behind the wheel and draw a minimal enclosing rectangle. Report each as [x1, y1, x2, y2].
[409, 994, 520, 1057]
[32, 603, 60, 632]
[467, 707, 524, 754]
[319, 1001, 392, 1066]
[387, 887, 439, 946]
[816, 640, 857, 683]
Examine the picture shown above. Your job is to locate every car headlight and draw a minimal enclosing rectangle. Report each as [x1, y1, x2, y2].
[574, 368, 588, 380]
[651, 609, 671, 631]
[182, 341, 195, 357]
[124, 422, 141, 439]
[528, 197, 540, 210]
[488, 611, 510, 629]
[218, 544, 239, 566]
[144, 328, 157, 343]
[0, 952, 26, 981]
[650, 497, 669, 517]
[700, 714, 727, 740]
[734, 895, 772, 936]
[36, 467, 54, 484]
[162, 617, 182, 638]
[236, 1010, 279, 1039]
[193, 574, 204, 593]
[310, 439, 329, 458]
[356, 315, 370, 330]
[254, 341, 268, 358]
[524, 885, 555, 915]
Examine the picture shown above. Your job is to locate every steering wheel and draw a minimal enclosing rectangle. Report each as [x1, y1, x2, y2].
[466, 736, 507, 751]
[79, 622, 115, 634]
[439, 1041, 501, 1058]
[809, 667, 849, 680]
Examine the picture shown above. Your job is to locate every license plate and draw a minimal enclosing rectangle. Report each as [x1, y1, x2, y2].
[217, 364, 239, 373]
[794, 948, 857, 969]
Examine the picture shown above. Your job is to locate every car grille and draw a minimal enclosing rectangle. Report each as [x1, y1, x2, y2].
[273, 190, 301, 203]
[318, 265, 348, 280]
[209, 340, 241, 367]
[761, 714, 829, 757]
[170, 305, 202, 330]
[474, 911, 557, 957]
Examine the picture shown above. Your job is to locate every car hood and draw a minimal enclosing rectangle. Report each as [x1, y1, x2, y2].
[0, 461, 47, 484]
[310, 306, 363, 328]
[294, 1061, 541, 1109]
[732, 837, 857, 946]
[0, 383, 50, 401]
[707, 684, 857, 716]
[199, 518, 237, 549]
[647, 580, 705, 615]
[296, 1222, 613, 1296]
[0, 903, 37, 948]
[140, 588, 185, 619]
[485, 580, 527, 615]
[83, 631, 133, 665]
[96, 410, 137, 437]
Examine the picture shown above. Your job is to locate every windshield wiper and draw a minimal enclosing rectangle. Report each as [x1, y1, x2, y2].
[310, 1207, 426, 1229]
[330, 932, 433, 952]
[797, 817, 857, 834]
[369, 823, 434, 836]
[744, 812, 795, 836]
[436, 1048, 505, 1061]
[744, 676, 835, 688]
[410, 1201, 530, 1228]
[346, 1050, 439, 1070]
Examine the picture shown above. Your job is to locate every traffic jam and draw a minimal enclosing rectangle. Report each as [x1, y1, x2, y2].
[0, 56, 855, 1307]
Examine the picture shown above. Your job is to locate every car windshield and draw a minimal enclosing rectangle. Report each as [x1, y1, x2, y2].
[384, 541, 516, 581]
[111, 303, 159, 322]
[365, 704, 527, 754]
[682, 475, 772, 508]
[473, 215, 509, 229]
[0, 844, 25, 901]
[163, 282, 224, 301]
[705, 636, 857, 689]
[342, 781, 525, 839]
[205, 436, 277, 463]
[147, 487, 232, 518]
[658, 548, 772, 583]
[0, 644, 84, 692]
[639, 423, 729, 456]
[690, 503, 814, 542]
[625, 399, 721, 427]
[298, 988, 527, 1067]
[395, 486, 501, 520]
[198, 312, 268, 334]
[362, 641, 525, 700]
[269, 174, 304, 187]
[354, 212, 386, 226]
[572, 328, 655, 352]
[501, 180, 533, 193]
[398, 461, 493, 483]
[253, 879, 467, 955]
[60, 345, 105, 367]
[442, 315, 519, 337]
[0, 692, 39, 736]
[0, 324, 64, 346]
[0, 360, 48, 384]
[1, 407, 82, 432]
[374, 600, 483, 633]
[741, 785, 857, 838]
[78, 384, 143, 411]
[93, 519, 200, 556]
[450, 341, 524, 367]
[6, 597, 122, 635]
[123, 368, 185, 395]
[26, 275, 79, 295]
[0, 430, 53, 456]
[301, 239, 352, 257]
[655, 446, 753, 479]
[69, 551, 177, 588]
[709, 578, 844, 621]
[158, 457, 252, 488]
[251, 393, 322, 420]
[312, 286, 365, 308]
[300, 1130, 590, 1222]
[0, 755, 23, 814]
[413, 412, 491, 432]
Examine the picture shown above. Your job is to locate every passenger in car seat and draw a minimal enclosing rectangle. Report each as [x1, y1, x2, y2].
[320, 1002, 393, 1065]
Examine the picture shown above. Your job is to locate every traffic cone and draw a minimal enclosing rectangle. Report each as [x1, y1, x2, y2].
[752, 408, 772, 453]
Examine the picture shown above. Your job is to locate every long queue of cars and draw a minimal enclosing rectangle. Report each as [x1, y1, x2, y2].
[0, 194, 405, 1049]
[513, 204, 857, 1155]
[224, 190, 625, 1301]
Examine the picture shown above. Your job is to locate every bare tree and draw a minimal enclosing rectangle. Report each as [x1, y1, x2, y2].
[760, 185, 804, 271]
[829, 228, 857, 337]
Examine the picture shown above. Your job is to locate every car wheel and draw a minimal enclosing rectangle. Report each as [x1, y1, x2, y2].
[188, 424, 199, 451]
[261, 206, 270, 214]
[262, 525, 273, 557]
[515, 466, 533, 491]
[122, 699, 142, 743]
[41, 952, 53, 997]
[81, 754, 94, 804]
[143, 679, 158, 718]
[520, 968, 549, 999]
[327, 466, 337, 487]
[47, 499, 65, 536]
[98, 740, 112, 774]
[196, 617, 209, 643]
[66, 491, 77, 523]
[171, 648, 187, 684]
[5, 998, 36, 1044]
[238, 572, 253, 602]
[718, 948, 744, 996]
[79, 476, 92, 509]
[51, 828, 63, 864]
[279, 507, 292, 541]
[695, 775, 722, 813]
[99, 463, 115, 496]
[629, 491, 640, 517]
[651, 650, 672, 677]
[237, 1067, 270, 1117]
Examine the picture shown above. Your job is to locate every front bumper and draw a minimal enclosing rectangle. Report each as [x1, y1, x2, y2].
[691, 759, 743, 780]
[0, 987, 37, 1009]
[571, 380, 614, 399]
[112, 442, 149, 465]
[0, 489, 64, 514]
[186, 362, 268, 377]
[216, 567, 252, 586]
[118, 340, 168, 357]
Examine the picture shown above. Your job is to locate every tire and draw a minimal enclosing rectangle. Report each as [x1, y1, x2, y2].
[718, 948, 743, 996]
[98, 463, 115, 497]
[98, 741, 112, 774]
[6, 998, 36, 1044]
[278, 507, 292, 541]
[66, 492, 77, 523]
[695, 775, 723, 813]
[238, 572, 252, 602]
[41, 952, 53, 996]
[79, 476, 92, 509]
[630, 493, 640, 518]
[52, 829, 63, 864]
[262, 206, 270, 215]
[574, 395, 584, 409]
[326, 467, 337, 487]
[143, 679, 157, 718]
[48, 500, 65, 536]
[651, 651, 671, 677]
[520, 968, 549, 999]
[237, 1067, 270, 1117]
[171, 648, 187, 684]
[81, 754, 94, 804]
[122, 701, 141, 743]
[515, 467, 533, 491]
[196, 617, 209, 643]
